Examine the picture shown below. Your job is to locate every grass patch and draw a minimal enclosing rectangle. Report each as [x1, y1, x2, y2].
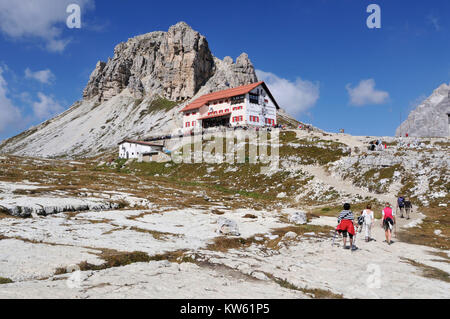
[206, 237, 258, 253]
[278, 133, 347, 165]
[277, 116, 301, 129]
[128, 227, 178, 240]
[310, 201, 383, 219]
[279, 144, 345, 165]
[397, 206, 449, 250]
[207, 224, 332, 253]
[0, 277, 13, 284]
[148, 250, 196, 264]
[429, 251, 450, 263]
[213, 185, 270, 200]
[55, 250, 151, 274]
[270, 276, 343, 299]
[279, 131, 300, 144]
[401, 258, 450, 283]
[354, 164, 402, 193]
[139, 97, 179, 117]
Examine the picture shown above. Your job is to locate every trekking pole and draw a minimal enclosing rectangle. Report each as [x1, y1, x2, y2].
[394, 210, 398, 238]
[395, 217, 398, 238]
[352, 225, 358, 252]
[331, 230, 338, 247]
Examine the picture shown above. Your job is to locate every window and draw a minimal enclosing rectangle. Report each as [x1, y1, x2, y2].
[249, 93, 259, 104]
[185, 122, 190, 128]
[219, 110, 223, 114]
[192, 121, 196, 126]
[225, 109, 229, 113]
[231, 95, 245, 105]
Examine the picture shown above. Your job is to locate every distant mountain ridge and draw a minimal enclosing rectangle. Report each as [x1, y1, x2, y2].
[396, 83, 450, 137]
[0, 22, 281, 158]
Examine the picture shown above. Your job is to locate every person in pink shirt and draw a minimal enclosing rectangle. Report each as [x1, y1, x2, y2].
[381, 202, 396, 245]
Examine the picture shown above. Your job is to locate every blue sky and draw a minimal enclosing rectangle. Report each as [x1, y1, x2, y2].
[0, 0, 449, 140]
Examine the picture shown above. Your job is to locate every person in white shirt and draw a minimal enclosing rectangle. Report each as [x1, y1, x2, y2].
[362, 204, 375, 242]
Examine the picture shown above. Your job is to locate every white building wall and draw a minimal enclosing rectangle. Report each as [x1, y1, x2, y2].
[119, 142, 158, 159]
[245, 85, 277, 127]
[182, 84, 278, 130]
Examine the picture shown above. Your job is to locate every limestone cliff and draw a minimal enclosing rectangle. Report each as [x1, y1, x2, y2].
[396, 83, 450, 137]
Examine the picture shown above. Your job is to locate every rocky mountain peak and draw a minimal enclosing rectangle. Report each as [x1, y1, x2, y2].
[83, 22, 257, 104]
[396, 82, 450, 137]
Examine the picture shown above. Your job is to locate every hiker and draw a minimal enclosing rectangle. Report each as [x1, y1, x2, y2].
[381, 202, 396, 245]
[404, 198, 413, 220]
[397, 196, 406, 218]
[362, 204, 375, 242]
[336, 203, 356, 250]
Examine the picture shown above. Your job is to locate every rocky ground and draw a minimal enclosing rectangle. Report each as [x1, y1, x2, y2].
[0, 129, 448, 299]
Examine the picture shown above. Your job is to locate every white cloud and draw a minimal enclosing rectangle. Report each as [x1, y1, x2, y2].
[256, 70, 320, 117]
[427, 14, 441, 31]
[0, 0, 94, 52]
[25, 68, 55, 84]
[32, 92, 63, 119]
[0, 66, 22, 133]
[346, 79, 389, 106]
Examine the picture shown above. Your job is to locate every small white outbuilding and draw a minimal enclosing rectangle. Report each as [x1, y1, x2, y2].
[118, 139, 164, 160]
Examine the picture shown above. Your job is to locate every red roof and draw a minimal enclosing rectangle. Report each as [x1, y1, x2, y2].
[181, 81, 276, 113]
[198, 112, 232, 121]
[118, 139, 163, 147]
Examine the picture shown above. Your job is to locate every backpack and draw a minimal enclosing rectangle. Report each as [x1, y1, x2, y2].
[357, 215, 365, 226]
[383, 207, 393, 220]
[397, 197, 405, 207]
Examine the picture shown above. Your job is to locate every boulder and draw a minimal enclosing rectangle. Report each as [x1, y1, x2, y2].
[283, 231, 298, 240]
[217, 217, 240, 236]
[288, 210, 307, 225]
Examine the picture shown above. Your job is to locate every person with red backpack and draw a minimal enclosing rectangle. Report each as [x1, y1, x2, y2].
[336, 203, 356, 250]
[381, 202, 396, 245]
